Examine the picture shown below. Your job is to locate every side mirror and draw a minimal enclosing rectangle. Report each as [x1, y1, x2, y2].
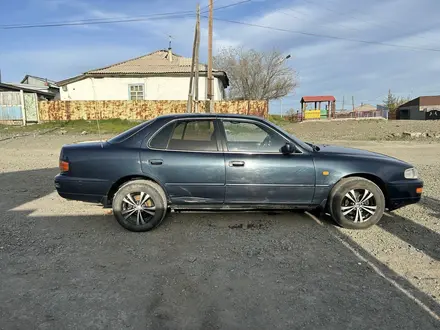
[281, 142, 296, 155]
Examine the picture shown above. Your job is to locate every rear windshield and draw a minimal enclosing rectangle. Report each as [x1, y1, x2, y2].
[107, 119, 156, 144]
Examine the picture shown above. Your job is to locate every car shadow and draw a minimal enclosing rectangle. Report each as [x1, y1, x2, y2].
[377, 211, 440, 262]
[0, 167, 60, 213]
[421, 196, 440, 220]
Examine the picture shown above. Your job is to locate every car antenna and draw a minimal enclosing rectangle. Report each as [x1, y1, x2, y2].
[96, 117, 103, 148]
[91, 77, 104, 148]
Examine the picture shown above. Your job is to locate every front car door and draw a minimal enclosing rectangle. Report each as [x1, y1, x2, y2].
[218, 118, 316, 206]
[140, 118, 225, 204]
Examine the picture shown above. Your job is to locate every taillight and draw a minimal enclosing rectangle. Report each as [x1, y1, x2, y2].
[59, 160, 69, 172]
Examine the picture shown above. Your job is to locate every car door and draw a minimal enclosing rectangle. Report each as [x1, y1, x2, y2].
[219, 118, 316, 205]
[140, 118, 225, 204]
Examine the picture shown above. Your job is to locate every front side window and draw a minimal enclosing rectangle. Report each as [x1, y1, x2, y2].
[129, 84, 144, 100]
[222, 120, 287, 153]
[149, 120, 218, 151]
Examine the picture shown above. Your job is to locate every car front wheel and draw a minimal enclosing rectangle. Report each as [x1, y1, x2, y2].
[328, 177, 385, 229]
[112, 180, 167, 232]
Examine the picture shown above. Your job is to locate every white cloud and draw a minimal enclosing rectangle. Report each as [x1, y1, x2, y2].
[4, 0, 440, 104]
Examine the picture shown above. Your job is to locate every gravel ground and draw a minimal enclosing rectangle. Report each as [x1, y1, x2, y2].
[0, 130, 439, 330]
[285, 119, 440, 142]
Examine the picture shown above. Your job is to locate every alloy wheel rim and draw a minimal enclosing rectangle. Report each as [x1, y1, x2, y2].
[121, 192, 156, 226]
[341, 189, 377, 223]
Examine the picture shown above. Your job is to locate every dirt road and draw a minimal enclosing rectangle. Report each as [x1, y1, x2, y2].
[0, 135, 439, 329]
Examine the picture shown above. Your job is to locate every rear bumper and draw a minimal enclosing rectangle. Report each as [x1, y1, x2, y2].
[54, 174, 108, 204]
[387, 179, 423, 211]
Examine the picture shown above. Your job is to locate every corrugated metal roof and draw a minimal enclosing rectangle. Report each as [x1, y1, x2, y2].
[354, 104, 376, 112]
[301, 96, 336, 102]
[57, 49, 229, 87]
[87, 49, 210, 75]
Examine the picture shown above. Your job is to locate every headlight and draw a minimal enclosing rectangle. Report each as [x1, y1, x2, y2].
[404, 168, 418, 179]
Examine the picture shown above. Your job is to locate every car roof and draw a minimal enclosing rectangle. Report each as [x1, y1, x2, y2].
[156, 113, 266, 121]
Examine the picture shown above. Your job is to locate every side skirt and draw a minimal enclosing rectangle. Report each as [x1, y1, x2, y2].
[171, 203, 320, 212]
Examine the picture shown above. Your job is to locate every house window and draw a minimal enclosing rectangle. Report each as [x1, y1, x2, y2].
[129, 84, 144, 100]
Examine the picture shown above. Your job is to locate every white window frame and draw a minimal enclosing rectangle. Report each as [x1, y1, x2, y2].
[128, 84, 145, 100]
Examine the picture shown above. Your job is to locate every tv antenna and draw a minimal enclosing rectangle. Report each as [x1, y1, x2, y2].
[168, 35, 174, 49]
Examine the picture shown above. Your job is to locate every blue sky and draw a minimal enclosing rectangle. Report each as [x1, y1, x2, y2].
[1, 0, 440, 113]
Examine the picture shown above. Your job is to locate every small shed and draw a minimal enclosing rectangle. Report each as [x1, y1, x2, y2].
[0, 83, 56, 124]
[397, 96, 440, 120]
[300, 96, 336, 119]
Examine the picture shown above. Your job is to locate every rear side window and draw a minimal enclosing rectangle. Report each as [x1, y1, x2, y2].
[107, 119, 155, 144]
[149, 120, 218, 151]
[149, 122, 175, 149]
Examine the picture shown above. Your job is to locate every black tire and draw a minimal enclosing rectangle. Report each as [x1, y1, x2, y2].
[328, 177, 385, 229]
[112, 180, 168, 232]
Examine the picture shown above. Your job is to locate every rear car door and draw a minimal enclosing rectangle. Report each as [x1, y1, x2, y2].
[140, 118, 225, 204]
[219, 118, 315, 205]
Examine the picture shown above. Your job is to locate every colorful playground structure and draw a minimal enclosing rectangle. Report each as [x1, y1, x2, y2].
[300, 96, 336, 120]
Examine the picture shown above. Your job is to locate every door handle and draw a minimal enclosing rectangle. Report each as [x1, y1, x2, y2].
[229, 161, 245, 167]
[149, 159, 163, 165]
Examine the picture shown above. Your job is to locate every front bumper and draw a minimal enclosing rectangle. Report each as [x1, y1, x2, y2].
[387, 179, 423, 211]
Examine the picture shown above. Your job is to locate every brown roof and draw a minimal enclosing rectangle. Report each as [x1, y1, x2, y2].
[354, 104, 376, 112]
[88, 49, 211, 75]
[398, 95, 440, 108]
[58, 49, 229, 87]
[419, 95, 440, 106]
[301, 96, 336, 102]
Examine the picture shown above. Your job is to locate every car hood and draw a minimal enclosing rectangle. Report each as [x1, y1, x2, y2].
[316, 144, 405, 162]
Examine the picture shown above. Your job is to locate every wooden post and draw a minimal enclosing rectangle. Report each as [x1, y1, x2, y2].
[208, 0, 214, 113]
[19, 89, 26, 126]
[194, 4, 200, 113]
[187, 5, 199, 113]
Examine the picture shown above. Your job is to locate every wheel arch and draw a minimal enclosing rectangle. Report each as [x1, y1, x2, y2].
[107, 175, 168, 204]
[338, 173, 389, 207]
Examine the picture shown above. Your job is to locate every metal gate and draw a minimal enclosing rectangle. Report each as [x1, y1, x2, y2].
[24, 92, 38, 122]
[0, 92, 23, 121]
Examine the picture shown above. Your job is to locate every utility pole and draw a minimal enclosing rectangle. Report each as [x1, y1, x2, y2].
[280, 99, 283, 118]
[208, 0, 214, 113]
[194, 4, 201, 113]
[352, 96, 355, 118]
[187, 5, 199, 113]
[342, 96, 345, 112]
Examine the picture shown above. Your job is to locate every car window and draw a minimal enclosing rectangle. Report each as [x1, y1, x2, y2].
[151, 120, 218, 151]
[107, 119, 155, 144]
[149, 122, 175, 149]
[222, 121, 286, 153]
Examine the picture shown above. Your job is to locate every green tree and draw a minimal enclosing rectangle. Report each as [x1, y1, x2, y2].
[383, 89, 410, 113]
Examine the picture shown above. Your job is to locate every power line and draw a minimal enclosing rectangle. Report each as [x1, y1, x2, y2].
[0, 0, 250, 30]
[0, 11, 194, 29]
[201, 16, 440, 52]
[204, 0, 252, 13]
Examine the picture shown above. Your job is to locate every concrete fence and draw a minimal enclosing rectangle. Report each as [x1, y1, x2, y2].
[38, 100, 268, 121]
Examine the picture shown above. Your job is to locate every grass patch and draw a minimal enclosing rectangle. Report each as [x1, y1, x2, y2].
[0, 119, 143, 135]
[268, 114, 292, 126]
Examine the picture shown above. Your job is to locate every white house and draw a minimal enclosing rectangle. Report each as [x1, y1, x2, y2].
[57, 49, 229, 101]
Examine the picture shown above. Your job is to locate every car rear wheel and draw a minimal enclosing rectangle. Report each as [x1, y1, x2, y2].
[328, 177, 385, 229]
[112, 180, 167, 232]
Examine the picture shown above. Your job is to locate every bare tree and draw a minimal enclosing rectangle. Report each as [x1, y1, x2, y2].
[214, 46, 298, 100]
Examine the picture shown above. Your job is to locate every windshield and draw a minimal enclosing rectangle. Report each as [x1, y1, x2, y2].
[107, 119, 156, 144]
